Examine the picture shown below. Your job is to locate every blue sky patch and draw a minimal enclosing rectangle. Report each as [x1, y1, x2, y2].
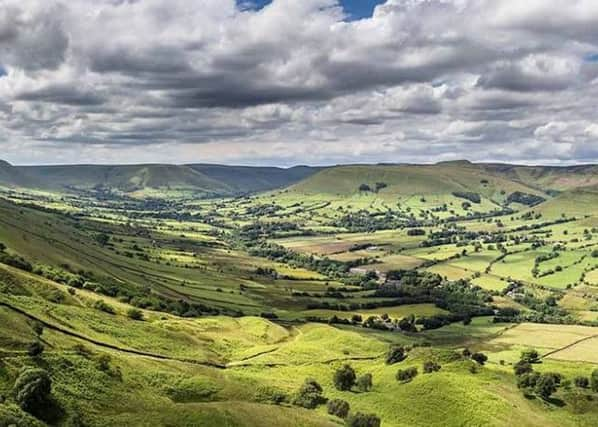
[584, 53, 598, 62]
[238, 0, 386, 20]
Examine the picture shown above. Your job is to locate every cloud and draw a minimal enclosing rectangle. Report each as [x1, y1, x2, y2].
[1, 0, 598, 165]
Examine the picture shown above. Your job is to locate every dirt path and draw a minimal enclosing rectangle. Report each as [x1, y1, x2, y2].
[541, 333, 598, 359]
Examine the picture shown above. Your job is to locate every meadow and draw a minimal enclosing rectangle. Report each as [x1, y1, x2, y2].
[1, 161, 598, 426]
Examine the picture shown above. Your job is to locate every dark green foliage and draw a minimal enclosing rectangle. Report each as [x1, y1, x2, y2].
[396, 367, 418, 383]
[385, 346, 406, 365]
[93, 300, 115, 315]
[333, 365, 356, 391]
[423, 361, 441, 374]
[513, 361, 533, 376]
[574, 376, 589, 389]
[520, 349, 540, 364]
[13, 368, 52, 417]
[0, 252, 33, 272]
[126, 308, 144, 321]
[356, 373, 373, 392]
[452, 191, 481, 204]
[293, 378, 326, 409]
[506, 192, 546, 207]
[534, 374, 557, 400]
[471, 352, 488, 365]
[327, 399, 350, 419]
[517, 372, 540, 390]
[93, 232, 110, 246]
[346, 412, 381, 427]
[27, 342, 44, 357]
[591, 369, 598, 392]
[359, 184, 372, 192]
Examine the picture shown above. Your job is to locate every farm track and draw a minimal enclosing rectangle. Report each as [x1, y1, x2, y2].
[541, 333, 598, 359]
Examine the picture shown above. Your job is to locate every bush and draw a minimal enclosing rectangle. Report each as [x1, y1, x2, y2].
[356, 373, 373, 392]
[513, 361, 533, 376]
[574, 376, 589, 388]
[327, 399, 350, 419]
[293, 378, 326, 409]
[13, 368, 52, 416]
[346, 412, 381, 427]
[423, 361, 441, 374]
[27, 342, 44, 357]
[517, 372, 540, 390]
[93, 300, 115, 314]
[385, 346, 406, 365]
[591, 369, 598, 392]
[126, 308, 144, 321]
[396, 367, 418, 383]
[333, 365, 356, 391]
[471, 352, 488, 365]
[534, 374, 557, 400]
[520, 349, 540, 364]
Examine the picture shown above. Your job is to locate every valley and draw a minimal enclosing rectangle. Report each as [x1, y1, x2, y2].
[1, 160, 598, 426]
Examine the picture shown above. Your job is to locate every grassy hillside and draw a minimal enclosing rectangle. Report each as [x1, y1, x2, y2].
[482, 164, 598, 192]
[1, 263, 598, 427]
[0, 162, 321, 197]
[290, 162, 543, 201]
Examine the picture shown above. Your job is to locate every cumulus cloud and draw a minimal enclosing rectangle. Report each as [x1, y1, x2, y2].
[0, 0, 598, 165]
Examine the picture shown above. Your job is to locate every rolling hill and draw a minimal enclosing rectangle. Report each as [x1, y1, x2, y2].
[288, 162, 547, 206]
[0, 161, 321, 197]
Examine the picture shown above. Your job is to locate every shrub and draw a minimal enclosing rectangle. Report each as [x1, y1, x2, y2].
[293, 378, 326, 409]
[356, 373, 373, 392]
[574, 376, 589, 389]
[423, 361, 441, 374]
[126, 308, 144, 321]
[471, 352, 488, 365]
[534, 374, 557, 400]
[27, 342, 44, 357]
[333, 365, 356, 391]
[346, 412, 381, 427]
[385, 346, 406, 365]
[93, 300, 115, 314]
[591, 369, 598, 392]
[327, 399, 350, 419]
[13, 368, 52, 416]
[520, 349, 540, 364]
[513, 361, 533, 376]
[396, 367, 418, 383]
[517, 372, 540, 390]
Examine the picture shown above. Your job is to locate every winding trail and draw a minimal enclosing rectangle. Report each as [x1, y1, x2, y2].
[541, 333, 598, 359]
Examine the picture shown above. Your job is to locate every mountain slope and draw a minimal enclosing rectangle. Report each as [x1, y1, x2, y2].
[289, 162, 545, 204]
[481, 163, 598, 192]
[187, 164, 322, 193]
[1, 162, 321, 196]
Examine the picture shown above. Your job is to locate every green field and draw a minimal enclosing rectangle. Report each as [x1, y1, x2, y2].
[1, 161, 598, 426]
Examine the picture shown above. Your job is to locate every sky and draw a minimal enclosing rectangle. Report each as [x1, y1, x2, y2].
[1, 0, 598, 166]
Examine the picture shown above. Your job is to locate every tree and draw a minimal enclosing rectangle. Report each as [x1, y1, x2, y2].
[333, 365, 356, 391]
[13, 368, 52, 416]
[591, 369, 598, 392]
[94, 232, 110, 246]
[327, 399, 350, 419]
[471, 352, 488, 365]
[574, 376, 589, 389]
[517, 372, 540, 391]
[534, 374, 557, 400]
[520, 349, 540, 364]
[293, 378, 326, 409]
[358, 184, 372, 192]
[0, 242, 5, 252]
[385, 346, 406, 365]
[396, 367, 418, 383]
[346, 412, 381, 427]
[126, 308, 144, 321]
[423, 361, 441, 374]
[513, 361, 533, 376]
[27, 342, 44, 357]
[356, 373, 373, 392]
